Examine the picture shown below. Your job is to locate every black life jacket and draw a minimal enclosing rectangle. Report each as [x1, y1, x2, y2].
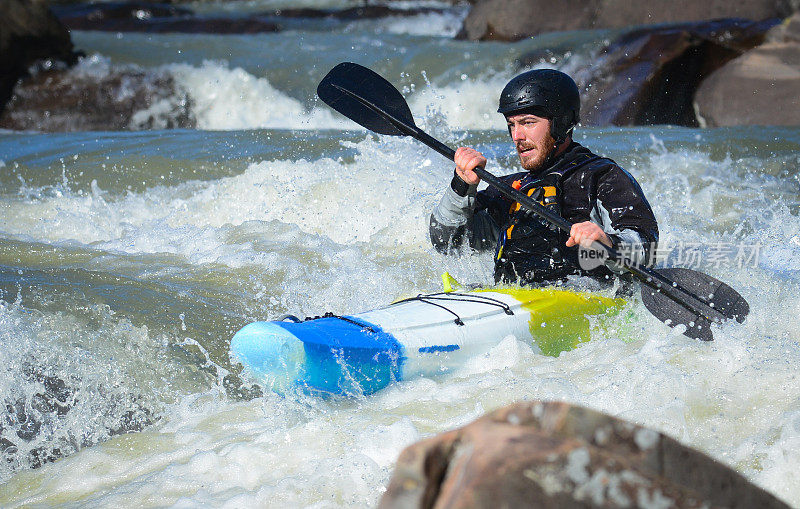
[472, 142, 657, 286]
[493, 170, 577, 284]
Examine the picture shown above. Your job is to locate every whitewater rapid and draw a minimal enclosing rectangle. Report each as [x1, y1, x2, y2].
[1, 6, 799, 507]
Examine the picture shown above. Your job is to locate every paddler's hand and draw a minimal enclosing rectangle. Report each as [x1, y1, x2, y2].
[454, 147, 486, 185]
[566, 221, 612, 249]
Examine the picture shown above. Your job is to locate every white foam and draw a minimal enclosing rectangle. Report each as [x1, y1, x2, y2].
[3, 265, 800, 506]
[1, 391, 420, 507]
[0, 136, 446, 262]
[64, 55, 342, 131]
[371, 11, 467, 38]
[65, 51, 598, 132]
[403, 52, 594, 132]
[752, 409, 800, 504]
[408, 73, 512, 131]
[3, 117, 800, 507]
[0, 300, 184, 482]
[157, 61, 340, 130]
[69, 53, 115, 79]
[459, 335, 535, 375]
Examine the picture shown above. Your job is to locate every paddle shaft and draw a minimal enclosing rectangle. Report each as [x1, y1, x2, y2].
[410, 125, 726, 323]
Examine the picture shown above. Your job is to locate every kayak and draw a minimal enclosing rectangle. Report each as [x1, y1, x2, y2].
[230, 277, 625, 396]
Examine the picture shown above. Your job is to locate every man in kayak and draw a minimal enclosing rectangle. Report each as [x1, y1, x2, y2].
[430, 69, 659, 285]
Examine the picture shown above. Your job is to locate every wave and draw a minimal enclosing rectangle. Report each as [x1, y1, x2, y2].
[66, 52, 597, 132]
[136, 60, 342, 130]
[0, 136, 445, 261]
[59, 55, 341, 131]
[0, 299, 158, 481]
[359, 9, 467, 37]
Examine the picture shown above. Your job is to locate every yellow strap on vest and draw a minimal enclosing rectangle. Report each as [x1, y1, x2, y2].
[505, 186, 557, 239]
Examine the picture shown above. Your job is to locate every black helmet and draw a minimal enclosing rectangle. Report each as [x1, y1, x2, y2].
[498, 69, 580, 143]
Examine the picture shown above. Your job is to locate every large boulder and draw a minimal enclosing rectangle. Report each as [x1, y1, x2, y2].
[263, 5, 457, 21]
[458, 0, 596, 41]
[594, 0, 795, 32]
[379, 401, 789, 509]
[571, 18, 779, 126]
[51, 2, 280, 34]
[458, 0, 794, 41]
[694, 13, 800, 126]
[0, 65, 194, 132]
[0, 0, 76, 116]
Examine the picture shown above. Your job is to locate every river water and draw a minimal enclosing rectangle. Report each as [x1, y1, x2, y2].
[1, 2, 799, 506]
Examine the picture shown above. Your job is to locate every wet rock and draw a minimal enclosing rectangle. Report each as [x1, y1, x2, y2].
[0, 64, 194, 132]
[694, 13, 800, 126]
[0, 0, 77, 117]
[1, 363, 154, 471]
[52, 1, 453, 34]
[380, 401, 789, 509]
[458, 0, 794, 41]
[264, 5, 451, 21]
[51, 0, 192, 22]
[458, 0, 595, 41]
[52, 1, 280, 34]
[117, 16, 280, 34]
[547, 18, 779, 127]
[594, 0, 795, 32]
[222, 373, 264, 401]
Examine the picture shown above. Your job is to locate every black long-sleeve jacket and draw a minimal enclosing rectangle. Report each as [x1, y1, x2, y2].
[429, 142, 659, 285]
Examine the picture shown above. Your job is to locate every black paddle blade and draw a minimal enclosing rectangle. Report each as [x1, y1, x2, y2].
[317, 62, 415, 136]
[640, 267, 750, 341]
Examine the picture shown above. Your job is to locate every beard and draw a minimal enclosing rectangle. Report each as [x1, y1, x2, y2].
[516, 135, 557, 172]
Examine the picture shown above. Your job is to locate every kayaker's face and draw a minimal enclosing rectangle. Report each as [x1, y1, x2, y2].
[506, 113, 556, 171]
